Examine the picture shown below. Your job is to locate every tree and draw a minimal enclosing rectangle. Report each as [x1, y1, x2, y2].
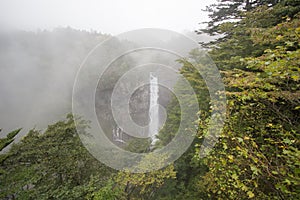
[0, 128, 21, 175]
[0, 115, 115, 199]
[115, 154, 176, 200]
[198, 0, 300, 70]
[191, 4, 300, 199]
[0, 128, 21, 151]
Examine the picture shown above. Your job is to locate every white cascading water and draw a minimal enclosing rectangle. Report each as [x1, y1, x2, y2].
[113, 127, 125, 143]
[149, 72, 159, 145]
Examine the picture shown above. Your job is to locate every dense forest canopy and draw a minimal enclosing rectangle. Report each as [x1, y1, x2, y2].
[0, 0, 299, 199]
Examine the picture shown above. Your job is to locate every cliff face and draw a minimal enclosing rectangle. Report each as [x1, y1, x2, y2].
[92, 42, 179, 146]
[129, 85, 150, 129]
[95, 78, 173, 146]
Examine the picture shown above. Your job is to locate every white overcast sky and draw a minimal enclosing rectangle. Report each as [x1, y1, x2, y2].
[0, 0, 216, 35]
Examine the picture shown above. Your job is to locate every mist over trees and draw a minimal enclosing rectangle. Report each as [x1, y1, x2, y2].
[0, 28, 109, 137]
[0, 0, 300, 199]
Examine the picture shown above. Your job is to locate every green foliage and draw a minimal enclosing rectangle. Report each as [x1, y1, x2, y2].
[125, 138, 151, 153]
[200, 0, 300, 70]
[198, 0, 280, 36]
[115, 154, 176, 200]
[91, 180, 124, 200]
[0, 115, 115, 199]
[191, 6, 300, 200]
[0, 128, 21, 151]
[0, 128, 22, 175]
[150, 1, 300, 199]
[1, 1, 300, 199]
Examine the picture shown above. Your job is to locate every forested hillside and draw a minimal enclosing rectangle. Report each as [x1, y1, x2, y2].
[0, 28, 108, 134]
[0, 0, 299, 199]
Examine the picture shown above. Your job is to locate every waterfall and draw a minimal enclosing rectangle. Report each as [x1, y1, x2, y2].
[113, 127, 125, 143]
[149, 72, 159, 145]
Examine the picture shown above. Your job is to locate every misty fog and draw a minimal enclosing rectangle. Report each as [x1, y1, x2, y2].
[0, 27, 212, 141]
[0, 28, 108, 138]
